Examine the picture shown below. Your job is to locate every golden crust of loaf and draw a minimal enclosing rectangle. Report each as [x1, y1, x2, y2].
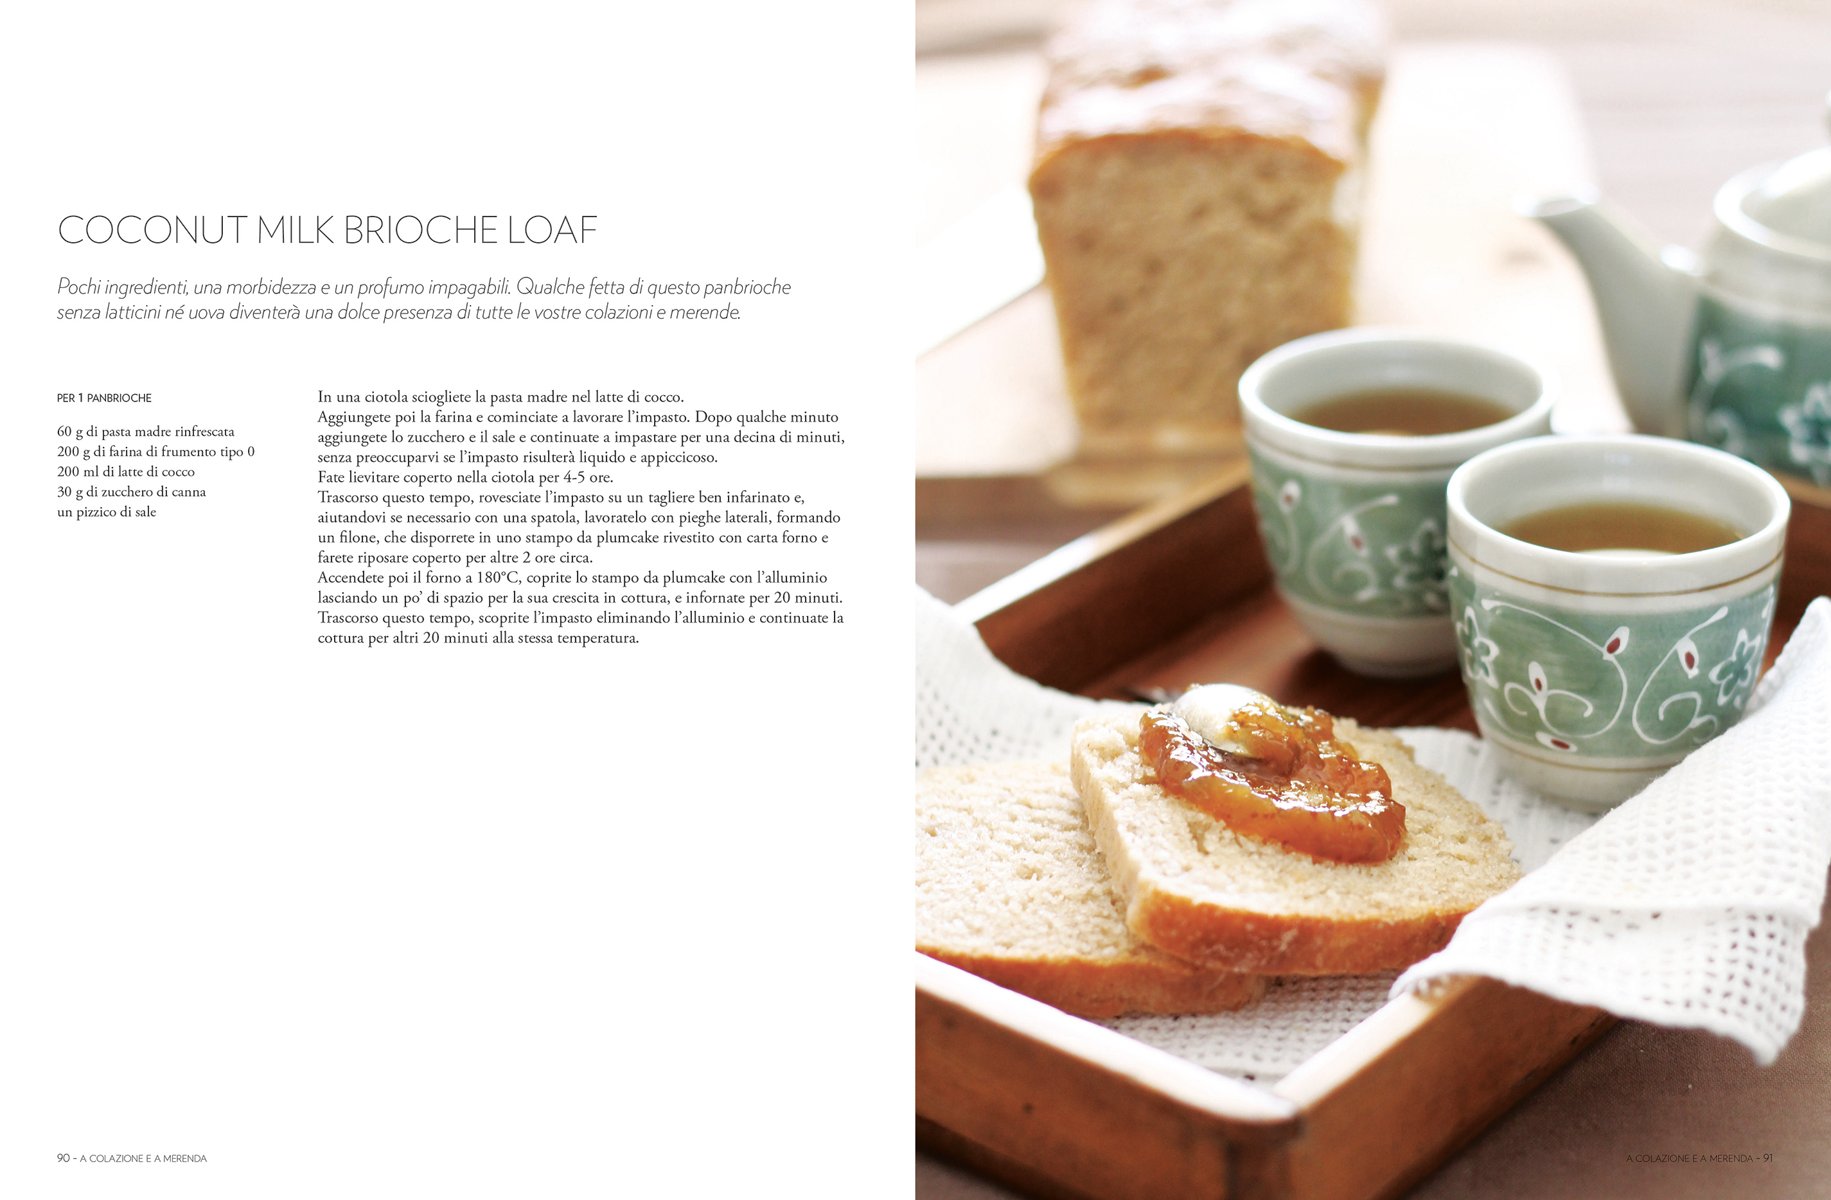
[922, 949, 1266, 1019]
[914, 760, 1267, 1018]
[1036, 0, 1384, 165]
[1070, 713, 1522, 974]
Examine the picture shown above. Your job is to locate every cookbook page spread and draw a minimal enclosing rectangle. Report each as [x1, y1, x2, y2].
[5, 5, 910, 1196]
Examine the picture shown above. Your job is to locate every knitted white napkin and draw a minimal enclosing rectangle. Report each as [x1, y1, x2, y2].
[916, 588, 1831, 1074]
[1397, 596, 1831, 1064]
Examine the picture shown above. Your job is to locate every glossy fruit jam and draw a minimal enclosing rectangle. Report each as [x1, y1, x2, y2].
[1138, 702, 1405, 863]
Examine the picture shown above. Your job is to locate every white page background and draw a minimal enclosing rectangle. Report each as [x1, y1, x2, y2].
[2, 4, 911, 1195]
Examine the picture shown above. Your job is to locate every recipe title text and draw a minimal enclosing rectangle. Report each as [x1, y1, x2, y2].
[60, 214, 598, 246]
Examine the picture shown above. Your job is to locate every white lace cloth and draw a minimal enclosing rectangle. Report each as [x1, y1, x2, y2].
[916, 589, 1831, 1074]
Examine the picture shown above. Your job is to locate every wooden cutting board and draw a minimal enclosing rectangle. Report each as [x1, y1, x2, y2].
[916, 43, 1622, 503]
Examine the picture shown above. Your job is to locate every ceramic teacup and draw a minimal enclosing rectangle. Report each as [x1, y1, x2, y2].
[1239, 329, 1556, 676]
[1446, 434, 1790, 810]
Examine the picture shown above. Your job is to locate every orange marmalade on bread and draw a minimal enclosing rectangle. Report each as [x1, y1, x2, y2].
[1139, 688, 1404, 863]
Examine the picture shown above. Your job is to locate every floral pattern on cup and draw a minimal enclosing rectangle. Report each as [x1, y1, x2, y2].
[1249, 450, 1451, 618]
[1454, 602, 1501, 688]
[1779, 382, 1831, 486]
[1686, 294, 1831, 486]
[1447, 564, 1777, 761]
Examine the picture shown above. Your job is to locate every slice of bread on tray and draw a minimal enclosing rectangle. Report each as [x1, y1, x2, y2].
[915, 760, 1267, 1018]
[1071, 712, 1520, 974]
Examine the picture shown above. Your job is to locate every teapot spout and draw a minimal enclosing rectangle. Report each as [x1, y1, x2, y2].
[1524, 194, 1698, 437]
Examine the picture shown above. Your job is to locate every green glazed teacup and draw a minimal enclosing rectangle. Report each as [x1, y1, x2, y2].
[1239, 330, 1556, 677]
[1446, 434, 1791, 810]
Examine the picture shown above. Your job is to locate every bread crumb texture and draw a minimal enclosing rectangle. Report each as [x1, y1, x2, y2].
[914, 761, 1265, 1017]
[1029, 0, 1385, 447]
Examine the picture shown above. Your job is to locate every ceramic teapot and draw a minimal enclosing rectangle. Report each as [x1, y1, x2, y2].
[1527, 133, 1831, 488]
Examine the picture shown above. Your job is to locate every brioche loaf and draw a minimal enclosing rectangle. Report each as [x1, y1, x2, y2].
[1070, 712, 1520, 973]
[1030, 0, 1384, 453]
[915, 760, 1267, 1017]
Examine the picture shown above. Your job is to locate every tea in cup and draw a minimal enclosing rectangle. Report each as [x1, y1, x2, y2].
[1238, 330, 1556, 676]
[1445, 434, 1790, 809]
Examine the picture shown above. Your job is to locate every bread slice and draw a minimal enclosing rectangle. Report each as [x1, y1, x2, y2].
[915, 760, 1267, 1018]
[1071, 713, 1520, 974]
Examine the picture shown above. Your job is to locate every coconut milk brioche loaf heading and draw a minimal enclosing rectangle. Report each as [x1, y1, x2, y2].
[1030, 0, 1385, 453]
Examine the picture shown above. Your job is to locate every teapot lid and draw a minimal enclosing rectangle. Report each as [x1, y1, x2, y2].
[1724, 147, 1831, 259]
[1718, 94, 1831, 261]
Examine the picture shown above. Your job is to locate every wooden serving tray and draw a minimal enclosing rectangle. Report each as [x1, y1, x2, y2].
[915, 460, 1831, 1200]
